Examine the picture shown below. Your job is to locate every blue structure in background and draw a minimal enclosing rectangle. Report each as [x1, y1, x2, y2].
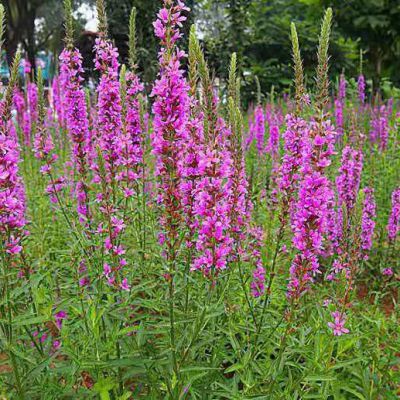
[1, 50, 53, 81]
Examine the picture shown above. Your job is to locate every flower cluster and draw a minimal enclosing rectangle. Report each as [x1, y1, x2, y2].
[0, 128, 27, 256]
[192, 118, 233, 276]
[279, 114, 309, 221]
[59, 48, 91, 222]
[253, 105, 266, 154]
[93, 36, 128, 290]
[336, 146, 363, 211]
[118, 71, 144, 193]
[151, 0, 190, 258]
[179, 95, 204, 246]
[370, 104, 389, 151]
[357, 74, 365, 104]
[360, 187, 376, 257]
[387, 187, 400, 243]
[51, 76, 66, 130]
[94, 38, 123, 182]
[288, 119, 336, 299]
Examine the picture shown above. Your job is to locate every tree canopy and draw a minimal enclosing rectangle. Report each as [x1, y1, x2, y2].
[2, 0, 399, 101]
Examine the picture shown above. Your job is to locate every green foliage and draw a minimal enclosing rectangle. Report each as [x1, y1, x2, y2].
[1, 81, 399, 399]
[321, 0, 400, 85]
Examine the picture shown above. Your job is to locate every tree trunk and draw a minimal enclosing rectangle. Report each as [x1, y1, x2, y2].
[25, 7, 36, 77]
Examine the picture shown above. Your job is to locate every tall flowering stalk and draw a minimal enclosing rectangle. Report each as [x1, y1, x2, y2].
[327, 155, 371, 337]
[151, 0, 190, 252]
[370, 104, 389, 151]
[191, 35, 233, 277]
[60, 0, 91, 224]
[0, 47, 27, 398]
[119, 7, 145, 196]
[361, 187, 376, 258]
[93, 0, 128, 290]
[27, 82, 38, 135]
[21, 58, 39, 147]
[94, 34, 123, 185]
[334, 74, 346, 134]
[227, 54, 248, 244]
[357, 53, 366, 106]
[279, 114, 309, 224]
[0, 52, 26, 258]
[288, 136, 335, 299]
[288, 9, 336, 300]
[226, 54, 264, 298]
[253, 105, 266, 155]
[328, 145, 363, 253]
[357, 75, 365, 105]
[278, 22, 309, 224]
[387, 187, 400, 243]
[245, 77, 265, 152]
[51, 76, 67, 131]
[291, 22, 305, 116]
[150, 0, 191, 388]
[180, 25, 205, 249]
[12, 88, 25, 135]
[339, 73, 346, 100]
[336, 145, 363, 212]
[33, 68, 62, 204]
[326, 187, 376, 336]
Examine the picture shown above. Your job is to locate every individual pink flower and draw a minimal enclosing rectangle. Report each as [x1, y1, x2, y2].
[54, 310, 68, 330]
[328, 311, 349, 336]
[382, 268, 393, 277]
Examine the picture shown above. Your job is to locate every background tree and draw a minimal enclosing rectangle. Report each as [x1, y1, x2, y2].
[3, 0, 86, 73]
[1, 0, 399, 102]
[321, 0, 400, 87]
[199, 0, 359, 104]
